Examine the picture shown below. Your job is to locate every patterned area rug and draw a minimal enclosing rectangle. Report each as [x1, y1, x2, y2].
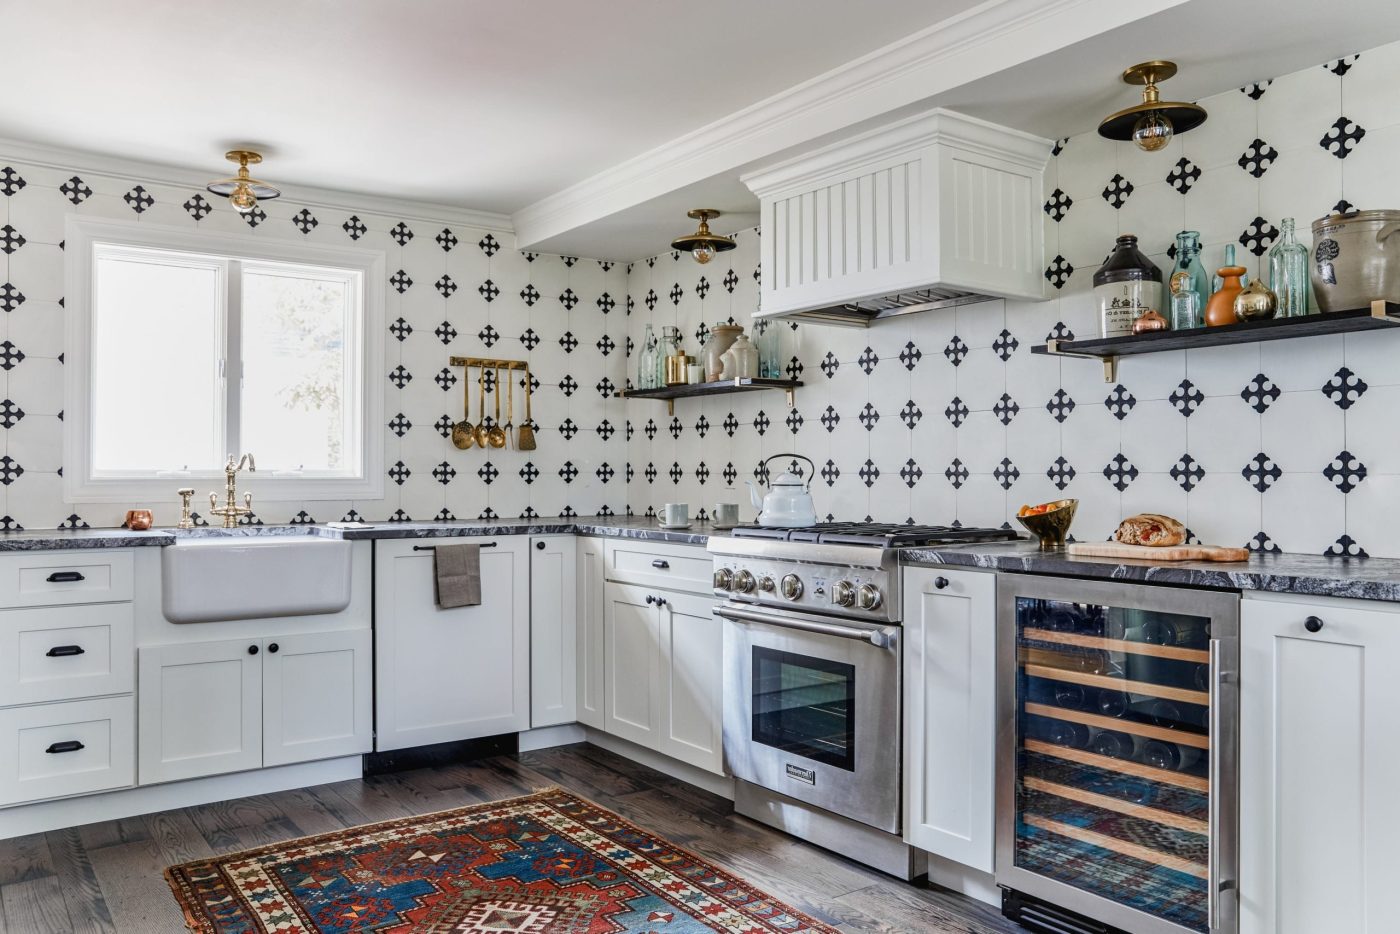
[166, 788, 839, 933]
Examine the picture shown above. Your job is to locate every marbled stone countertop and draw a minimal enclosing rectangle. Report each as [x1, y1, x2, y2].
[899, 540, 1400, 603]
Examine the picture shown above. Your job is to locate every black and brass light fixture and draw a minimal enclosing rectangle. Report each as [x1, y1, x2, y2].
[206, 150, 282, 214]
[1098, 61, 1207, 152]
[671, 209, 736, 265]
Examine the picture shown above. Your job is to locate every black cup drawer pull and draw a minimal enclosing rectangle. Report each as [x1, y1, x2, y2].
[652, 560, 670, 569]
[45, 571, 86, 584]
[45, 740, 85, 754]
[45, 645, 86, 658]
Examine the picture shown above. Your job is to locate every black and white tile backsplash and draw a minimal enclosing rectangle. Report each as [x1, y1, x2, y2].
[0, 160, 628, 528]
[624, 41, 1400, 558]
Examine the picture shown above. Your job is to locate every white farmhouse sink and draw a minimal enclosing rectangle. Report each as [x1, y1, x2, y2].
[162, 536, 353, 623]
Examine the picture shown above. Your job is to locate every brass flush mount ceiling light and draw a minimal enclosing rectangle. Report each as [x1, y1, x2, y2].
[1098, 61, 1207, 152]
[206, 150, 281, 214]
[671, 209, 737, 265]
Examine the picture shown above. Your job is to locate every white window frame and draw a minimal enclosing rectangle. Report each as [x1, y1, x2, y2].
[65, 216, 386, 503]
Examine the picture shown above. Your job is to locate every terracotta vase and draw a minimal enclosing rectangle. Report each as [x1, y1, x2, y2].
[1205, 266, 1248, 327]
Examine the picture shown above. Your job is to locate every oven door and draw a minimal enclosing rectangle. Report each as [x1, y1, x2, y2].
[718, 601, 901, 833]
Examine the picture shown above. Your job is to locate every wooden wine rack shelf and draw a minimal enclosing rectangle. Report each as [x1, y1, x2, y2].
[1023, 814, 1208, 879]
[1024, 739, 1209, 793]
[1022, 776, 1208, 836]
[1024, 702, 1210, 750]
[1023, 663, 1210, 707]
[1023, 627, 1210, 664]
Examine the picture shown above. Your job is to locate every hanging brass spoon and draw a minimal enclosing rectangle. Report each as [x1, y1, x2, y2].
[503, 365, 515, 450]
[487, 365, 508, 448]
[473, 367, 490, 448]
[451, 372, 474, 449]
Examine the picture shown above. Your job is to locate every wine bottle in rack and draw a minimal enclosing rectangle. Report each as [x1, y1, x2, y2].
[1096, 689, 1130, 718]
[1090, 729, 1138, 760]
[1141, 739, 1201, 771]
[1029, 717, 1093, 749]
[1053, 682, 1087, 710]
[1149, 699, 1184, 729]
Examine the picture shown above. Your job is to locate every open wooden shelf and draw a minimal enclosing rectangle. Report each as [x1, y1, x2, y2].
[1024, 739, 1209, 793]
[1024, 627, 1209, 664]
[1033, 300, 1400, 381]
[1024, 702, 1210, 750]
[617, 377, 802, 415]
[1023, 663, 1210, 707]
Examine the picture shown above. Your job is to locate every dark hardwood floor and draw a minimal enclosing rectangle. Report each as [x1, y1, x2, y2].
[0, 742, 1021, 932]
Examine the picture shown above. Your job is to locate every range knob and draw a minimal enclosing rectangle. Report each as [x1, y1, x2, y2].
[734, 570, 756, 594]
[858, 584, 883, 611]
[832, 580, 856, 608]
[759, 576, 775, 593]
[781, 574, 804, 600]
[712, 568, 733, 591]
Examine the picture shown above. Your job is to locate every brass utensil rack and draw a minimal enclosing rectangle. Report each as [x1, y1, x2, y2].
[449, 357, 531, 450]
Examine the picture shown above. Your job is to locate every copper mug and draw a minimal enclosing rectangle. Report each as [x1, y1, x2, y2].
[124, 509, 154, 531]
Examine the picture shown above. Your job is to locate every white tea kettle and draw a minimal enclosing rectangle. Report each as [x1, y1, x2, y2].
[746, 454, 818, 527]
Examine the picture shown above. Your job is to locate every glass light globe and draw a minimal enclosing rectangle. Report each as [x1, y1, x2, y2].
[692, 242, 716, 264]
[1132, 110, 1174, 152]
[229, 183, 257, 214]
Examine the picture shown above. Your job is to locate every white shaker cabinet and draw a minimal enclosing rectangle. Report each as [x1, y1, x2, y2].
[373, 537, 530, 751]
[1241, 593, 1400, 934]
[529, 536, 577, 728]
[262, 629, 372, 767]
[902, 566, 997, 872]
[576, 538, 607, 729]
[657, 589, 724, 774]
[604, 582, 663, 749]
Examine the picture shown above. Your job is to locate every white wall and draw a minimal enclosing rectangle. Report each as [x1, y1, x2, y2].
[624, 42, 1400, 558]
[0, 154, 628, 528]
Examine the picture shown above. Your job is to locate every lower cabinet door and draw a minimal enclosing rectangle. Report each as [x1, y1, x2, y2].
[576, 539, 607, 729]
[138, 638, 262, 784]
[604, 582, 662, 748]
[530, 536, 577, 728]
[0, 696, 135, 806]
[263, 629, 372, 767]
[374, 538, 531, 751]
[657, 590, 723, 774]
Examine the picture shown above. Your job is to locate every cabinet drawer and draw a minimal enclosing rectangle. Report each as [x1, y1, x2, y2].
[0, 696, 135, 807]
[605, 540, 712, 594]
[0, 603, 134, 706]
[0, 551, 134, 608]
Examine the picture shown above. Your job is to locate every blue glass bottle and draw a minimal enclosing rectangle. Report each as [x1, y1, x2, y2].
[1170, 231, 1209, 330]
[1269, 218, 1311, 317]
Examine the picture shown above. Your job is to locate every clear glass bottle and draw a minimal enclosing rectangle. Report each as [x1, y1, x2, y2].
[754, 320, 781, 378]
[637, 324, 657, 389]
[1269, 217, 1311, 317]
[1169, 231, 1208, 330]
[1212, 244, 1249, 292]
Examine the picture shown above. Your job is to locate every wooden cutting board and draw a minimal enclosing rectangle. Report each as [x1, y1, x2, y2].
[1066, 541, 1250, 562]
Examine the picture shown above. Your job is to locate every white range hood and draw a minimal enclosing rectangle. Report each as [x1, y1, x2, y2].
[741, 108, 1052, 327]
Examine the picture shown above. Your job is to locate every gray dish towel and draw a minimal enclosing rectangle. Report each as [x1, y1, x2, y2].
[434, 544, 481, 608]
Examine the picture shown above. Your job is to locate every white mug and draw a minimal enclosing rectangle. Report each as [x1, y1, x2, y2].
[713, 502, 739, 526]
[663, 503, 689, 527]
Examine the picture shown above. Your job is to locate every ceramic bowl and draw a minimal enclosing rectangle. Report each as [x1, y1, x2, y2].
[1014, 499, 1078, 550]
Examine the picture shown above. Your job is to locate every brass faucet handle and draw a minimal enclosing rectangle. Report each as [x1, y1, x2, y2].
[243, 492, 253, 510]
[176, 488, 196, 530]
[209, 492, 219, 510]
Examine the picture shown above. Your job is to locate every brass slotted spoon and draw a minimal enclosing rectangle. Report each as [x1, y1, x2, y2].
[473, 366, 489, 448]
[503, 365, 515, 450]
[487, 365, 507, 448]
[518, 364, 537, 450]
[451, 372, 474, 449]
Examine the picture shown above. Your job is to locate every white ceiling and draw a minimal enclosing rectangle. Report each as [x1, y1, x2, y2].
[1, 0, 982, 215]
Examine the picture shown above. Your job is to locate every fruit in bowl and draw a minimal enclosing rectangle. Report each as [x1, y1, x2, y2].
[1015, 499, 1078, 549]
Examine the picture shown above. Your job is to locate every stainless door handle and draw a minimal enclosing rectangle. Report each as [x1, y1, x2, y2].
[714, 605, 893, 648]
[1208, 637, 1237, 932]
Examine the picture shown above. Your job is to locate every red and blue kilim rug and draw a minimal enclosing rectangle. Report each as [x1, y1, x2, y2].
[166, 787, 839, 933]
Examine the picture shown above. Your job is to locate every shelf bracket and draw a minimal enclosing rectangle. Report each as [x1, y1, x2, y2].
[784, 387, 795, 408]
[1370, 299, 1400, 323]
[1044, 340, 1118, 383]
[667, 399, 674, 417]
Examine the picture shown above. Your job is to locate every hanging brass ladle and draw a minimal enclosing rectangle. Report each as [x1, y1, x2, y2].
[487, 365, 507, 448]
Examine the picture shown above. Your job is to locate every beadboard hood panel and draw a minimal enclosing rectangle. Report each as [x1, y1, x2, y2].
[741, 108, 1051, 326]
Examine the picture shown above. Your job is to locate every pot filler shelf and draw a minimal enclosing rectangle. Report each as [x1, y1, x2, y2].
[617, 378, 802, 415]
[1033, 301, 1400, 382]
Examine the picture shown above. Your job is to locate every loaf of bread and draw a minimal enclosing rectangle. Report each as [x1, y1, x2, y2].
[1113, 513, 1187, 547]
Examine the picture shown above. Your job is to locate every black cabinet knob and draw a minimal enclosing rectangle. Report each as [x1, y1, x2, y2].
[268, 643, 279, 653]
[934, 577, 950, 590]
[656, 597, 668, 607]
[248, 644, 259, 655]
[536, 541, 546, 550]
[645, 595, 655, 605]
[1304, 615, 1324, 633]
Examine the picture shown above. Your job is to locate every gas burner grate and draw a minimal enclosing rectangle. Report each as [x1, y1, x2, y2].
[728, 522, 1019, 548]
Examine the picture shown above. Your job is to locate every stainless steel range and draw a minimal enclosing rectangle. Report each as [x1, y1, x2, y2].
[708, 522, 1018, 879]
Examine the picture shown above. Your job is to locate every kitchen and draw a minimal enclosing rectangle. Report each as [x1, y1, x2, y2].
[0, 1, 1397, 932]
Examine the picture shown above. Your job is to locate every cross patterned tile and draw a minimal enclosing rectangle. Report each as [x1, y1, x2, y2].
[432, 462, 457, 485]
[858, 347, 879, 374]
[1165, 156, 1204, 195]
[123, 185, 154, 214]
[1043, 188, 1073, 222]
[1101, 173, 1134, 209]
[292, 208, 319, 234]
[900, 458, 923, 488]
[59, 176, 92, 205]
[859, 459, 880, 488]
[993, 329, 1019, 361]
[0, 225, 26, 255]
[1241, 452, 1282, 492]
[1241, 80, 1271, 100]
[390, 270, 413, 293]
[900, 400, 922, 429]
[434, 367, 457, 391]
[559, 288, 579, 310]
[945, 458, 969, 489]
[1169, 379, 1204, 416]
[1248, 531, 1282, 553]
[785, 409, 803, 434]
[1044, 255, 1074, 290]
[0, 282, 25, 313]
[1320, 117, 1366, 159]
[343, 215, 367, 240]
[1045, 389, 1075, 423]
[944, 336, 968, 366]
[435, 227, 457, 252]
[754, 411, 771, 435]
[478, 233, 500, 256]
[1103, 453, 1139, 491]
[1237, 138, 1279, 178]
[1321, 366, 1367, 409]
[597, 293, 616, 314]
[1324, 534, 1367, 558]
[1170, 454, 1205, 491]
[435, 275, 458, 298]
[994, 457, 1020, 490]
[1323, 450, 1366, 493]
[945, 397, 969, 427]
[821, 460, 840, 486]
[0, 341, 27, 370]
[820, 352, 839, 378]
[993, 393, 1020, 425]
[1046, 456, 1076, 490]
[1240, 373, 1281, 413]
[388, 413, 411, 437]
[389, 222, 413, 245]
[900, 341, 922, 370]
[0, 167, 26, 197]
[1324, 55, 1359, 76]
[183, 194, 212, 221]
[1239, 217, 1280, 257]
[434, 321, 457, 345]
[1104, 384, 1136, 420]
[242, 206, 267, 228]
[387, 461, 410, 485]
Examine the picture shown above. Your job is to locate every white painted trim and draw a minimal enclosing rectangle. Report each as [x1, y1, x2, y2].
[924, 851, 1001, 908]
[518, 723, 587, 752]
[64, 215, 387, 503]
[0, 135, 514, 234]
[512, 0, 1185, 253]
[582, 727, 735, 800]
[0, 755, 361, 840]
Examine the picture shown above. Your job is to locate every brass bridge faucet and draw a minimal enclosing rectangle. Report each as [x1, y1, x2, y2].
[208, 453, 255, 528]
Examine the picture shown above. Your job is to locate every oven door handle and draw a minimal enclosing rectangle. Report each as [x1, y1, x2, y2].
[714, 605, 894, 648]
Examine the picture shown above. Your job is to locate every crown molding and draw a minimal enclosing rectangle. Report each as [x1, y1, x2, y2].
[512, 0, 1185, 251]
[0, 135, 514, 233]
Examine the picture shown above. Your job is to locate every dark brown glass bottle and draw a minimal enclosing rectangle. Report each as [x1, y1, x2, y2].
[1094, 234, 1163, 338]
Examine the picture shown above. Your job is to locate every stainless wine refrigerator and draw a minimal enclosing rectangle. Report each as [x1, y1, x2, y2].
[995, 574, 1239, 934]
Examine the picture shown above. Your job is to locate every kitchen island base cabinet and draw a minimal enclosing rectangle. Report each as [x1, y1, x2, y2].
[374, 538, 530, 752]
[1241, 594, 1400, 934]
[603, 582, 723, 776]
[902, 566, 996, 873]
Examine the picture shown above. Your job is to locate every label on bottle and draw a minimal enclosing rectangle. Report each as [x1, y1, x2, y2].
[1097, 281, 1162, 337]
